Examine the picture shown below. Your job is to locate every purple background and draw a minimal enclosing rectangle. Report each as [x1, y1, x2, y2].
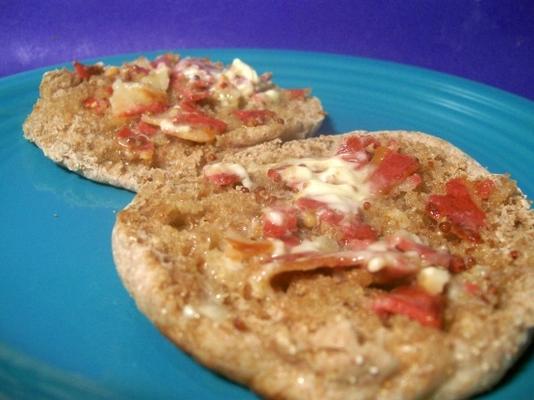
[1, 0, 533, 100]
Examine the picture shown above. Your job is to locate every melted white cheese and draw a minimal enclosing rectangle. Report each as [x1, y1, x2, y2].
[275, 157, 372, 213]
[222, 58, 259, 96]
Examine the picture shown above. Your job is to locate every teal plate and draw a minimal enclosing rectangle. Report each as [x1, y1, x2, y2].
[1, 49, 533, 399]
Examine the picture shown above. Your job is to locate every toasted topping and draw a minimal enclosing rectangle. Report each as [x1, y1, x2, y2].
[369, 148, 419, 194]
[286, 88, 311, 100]
[233, 109, 277, 127]
[73, 61, 103, 80]
[273, 157, 372, 214]
[474, 178, 495, 200]
[262, 206, 298, 240]
[110, 79, 168, 117]
[222, 58, 259, 96]
[387, 231, 451, 268]
[373, 286, 444, 328]
[427, 178, 486, 242]
[203, 163, 253, 189]
[416, 267, 451, 295]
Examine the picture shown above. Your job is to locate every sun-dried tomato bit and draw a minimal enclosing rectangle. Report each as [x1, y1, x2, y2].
[174, 113, 228, 134]
[295, 198, 344, 225]
[427, 178, 486, 242]
[233, 109, 277, 127]
[369, 149, 419, 194]
[448, 255, 468, 273]
[388, 234, 451, 268]
[285, 88, 311, 100]
[136, 121, 159, 136]
[262, 207, 298, 240]
[474, 178, 496, 200]
[72, 61, 103, 80]
[335, 136, 378, 166]
[373, 285, 444, 329]
[120, 101, 168, 117]
[341, 219, 378, 242]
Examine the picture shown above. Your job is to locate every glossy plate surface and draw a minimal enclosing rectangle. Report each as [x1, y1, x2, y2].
[1, 49, 533, 399]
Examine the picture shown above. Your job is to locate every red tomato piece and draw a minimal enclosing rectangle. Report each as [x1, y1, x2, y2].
[233, 109, 277, 127]
[174, 113, 227, 134]
[370, 149, 419, 194]
[427, 178, 486, 242]
[262, 207, 298, 239]
[373, 286, 444, 328]
[206, 173, 241, 187]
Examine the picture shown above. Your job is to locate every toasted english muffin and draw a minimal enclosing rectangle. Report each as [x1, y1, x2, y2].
[23, 54, 324, 191]
[112, 130, 534, 400]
